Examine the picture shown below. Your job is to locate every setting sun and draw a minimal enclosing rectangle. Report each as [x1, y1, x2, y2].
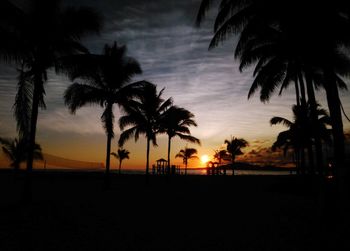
[200, 155, 210, 164]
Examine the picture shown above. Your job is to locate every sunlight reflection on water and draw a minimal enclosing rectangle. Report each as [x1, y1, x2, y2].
[185, 169, 293, 176]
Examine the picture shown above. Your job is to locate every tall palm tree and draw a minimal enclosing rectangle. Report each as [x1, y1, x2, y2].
[224, 136, 248, 175]
[118, 82, 173, 175]
[159, 106, 200, 173]
[196, 0, 350, 179]
[0, 137, 43, 170]
[64, 42, 143, 184]
[111, 148, 130, 174]
[2, 0, 102, 173]
[271, 103, 332, 175]
[175, 147, 198, 175]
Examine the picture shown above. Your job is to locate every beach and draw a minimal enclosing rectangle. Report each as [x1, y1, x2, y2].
[0, 170, 348, 250]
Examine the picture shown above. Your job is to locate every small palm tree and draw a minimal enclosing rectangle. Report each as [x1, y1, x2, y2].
[64, 42, 142, 185]
[111, 148, 130, 174]
[159, 106, 200, 173]
[213, 149, 228, 165]
[224, 136, 249, 176]
[213, 149, 229, 175]
[0, 137, 43, 170]
[118, 82, 173, 175]
[175, 147, 198, 175]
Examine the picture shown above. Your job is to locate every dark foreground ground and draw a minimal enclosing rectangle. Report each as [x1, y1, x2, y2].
[0, 170, 349, 250]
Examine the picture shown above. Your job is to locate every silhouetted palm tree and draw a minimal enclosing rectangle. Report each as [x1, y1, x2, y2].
[175, 147, 198, 175]
[232, 16, 349, 173]
[159, 106, 200, 173]
[214, 149, 228, 175]
[2, 0, 102, 173]
[0, 137, 43, 170]
[111, 148, 130, 174]
[196, 0, 350, 178]
[213, 149, 228, 165]
[271, 103, 331, 175]
[118, 82, 173, 175]
[64, 42, 142, 184]
[224, 136, 248, 175]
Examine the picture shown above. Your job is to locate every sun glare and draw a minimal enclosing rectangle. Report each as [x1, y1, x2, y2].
[200, 155, 210, 164]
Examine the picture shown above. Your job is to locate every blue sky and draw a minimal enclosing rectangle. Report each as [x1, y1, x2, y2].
[0, 0, 349, 168]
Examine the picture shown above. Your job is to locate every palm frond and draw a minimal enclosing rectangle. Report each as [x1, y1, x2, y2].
[196, 0, 215, 27]
[13, 68, 33, 136]
[64, 83, 106, 113]
[270, 116, 293, 127]
[209, 5, 255, 49]
[118, 127, 138, 146]
[176, 133, 201, 145]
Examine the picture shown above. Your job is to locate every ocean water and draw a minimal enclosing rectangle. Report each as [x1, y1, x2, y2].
[118, 169, 294, 176]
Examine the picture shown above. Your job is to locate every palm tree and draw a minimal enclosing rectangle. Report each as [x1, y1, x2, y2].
[196, 0, 350, 179]
[2, 0, 102, 173]
[64, 42, 143, 184]
[175, 147, 198, 175]
[213, 149, 228, 165]
[224, 136, 248, 176]
[271, 103, 332, 175]
[214, 149, 228, 175]
[111, 148, 130, 174]
[0, 137, 43, 170]
[159, 106, 200, 173]
[118, 82, 173, 175]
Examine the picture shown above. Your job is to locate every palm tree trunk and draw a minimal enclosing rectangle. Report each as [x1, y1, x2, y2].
[104, 103, 114, 187]
[146, 138, 150, 175]
[298, 72, 307, 107]
[294, 75, 300, 107]
[26, 76, 42, 172]
[324, 69, 345, 182]
[305, 71, 324, 175]
[105, 133, 112, 187]
[185, 160, 187, 175]
[167, 136, 171, 175]
[119, 160, 122, 175]
[298, 73, 308, 176]
[24, 73, 42, 203]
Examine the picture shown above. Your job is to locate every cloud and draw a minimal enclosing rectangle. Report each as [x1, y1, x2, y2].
[38, 107, 105, 135]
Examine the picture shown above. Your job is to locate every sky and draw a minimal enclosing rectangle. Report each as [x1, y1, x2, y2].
[0, 0, 350, 169]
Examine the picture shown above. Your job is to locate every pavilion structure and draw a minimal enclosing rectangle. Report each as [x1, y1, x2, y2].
[152, 158, 181, 175]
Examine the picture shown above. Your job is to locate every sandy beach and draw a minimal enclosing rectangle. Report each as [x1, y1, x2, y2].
[0, 170, 348, 250]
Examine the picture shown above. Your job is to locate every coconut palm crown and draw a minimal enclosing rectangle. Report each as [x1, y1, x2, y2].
[159, 106, 200, 172]
[118, 82, 173, 175]
[64, 42, 143, 182]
